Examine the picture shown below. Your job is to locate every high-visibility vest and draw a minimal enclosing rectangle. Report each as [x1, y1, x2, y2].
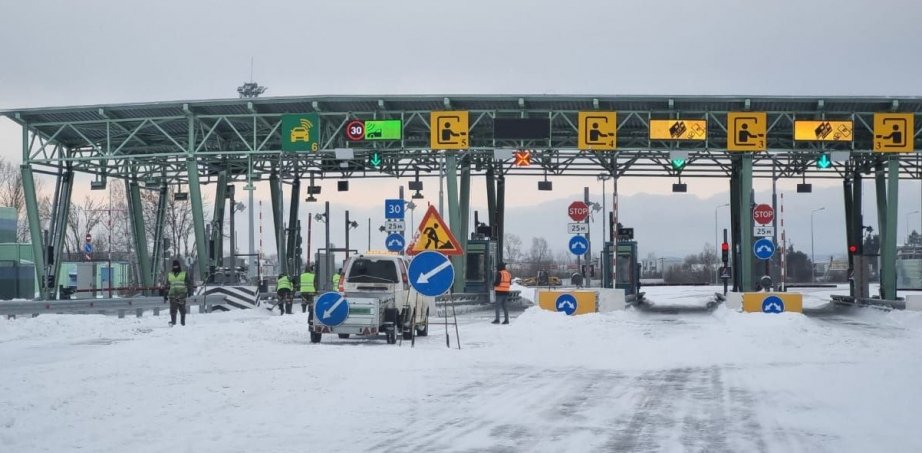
[495, 269, 511, 293]
[167, 271, 187, 297]
[300, 272, 316, 293]
[277, 275, 293, 291]
[332, 273, 341, 286]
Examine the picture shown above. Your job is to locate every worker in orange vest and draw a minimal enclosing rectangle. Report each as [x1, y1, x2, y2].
[493, 263, 512, 325]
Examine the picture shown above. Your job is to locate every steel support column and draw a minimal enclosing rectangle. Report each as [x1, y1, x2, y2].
[151, 185, 167, 284]
[496, 174, 506, 268]
[127, 179, 153, 291]
[210, 173, 228, 272]
[738, 155, 753, 291]
[445, 154, 462, 293]
[878, 158, 899, 300]
[21, 164, 47, 298]
[459, 160, 471, 287]
[729, 166, 741, 292]
[286, 178, 300, 273]
[48, 168, 74, 299]
[485, 165, 497, 235]
[269, 172, 287, 275]
[186, 114, 209, 281]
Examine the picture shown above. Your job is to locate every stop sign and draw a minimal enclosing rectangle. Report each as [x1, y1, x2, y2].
[85, 233, 92, 242]
[568, 201, 590, 222]
[752, 204, 774, 225]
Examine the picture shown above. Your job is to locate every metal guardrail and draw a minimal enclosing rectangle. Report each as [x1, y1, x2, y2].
[0, 294, 228, 318]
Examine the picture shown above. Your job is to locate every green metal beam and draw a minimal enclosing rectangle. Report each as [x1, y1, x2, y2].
[269, 172, 286, 275]
[445, 154, 462, 293]
[151, 185, 168, 284]
[186, 115, 209, 280]
[49, 169, 74, 298]
[21, 164, 46, 298]
[739, 155, 753, 291]
[210, 173, 228, 270]
[128, 179, 153, 291]
[287, 178, 300, 273]
[459, 161, 471, 289]
[879, 158, 899, 300]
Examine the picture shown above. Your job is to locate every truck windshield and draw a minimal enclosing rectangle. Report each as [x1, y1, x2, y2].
[347, 258, 399, 283]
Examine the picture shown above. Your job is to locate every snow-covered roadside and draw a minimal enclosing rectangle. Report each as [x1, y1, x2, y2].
[2, 288, 922, 452]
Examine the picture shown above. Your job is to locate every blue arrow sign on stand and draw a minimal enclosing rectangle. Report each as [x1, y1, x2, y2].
[762, 295, 785, 313]
[385, 233, 405, 252]
[753, 237, 775, 260]
[408, 251, 454, 297]
[555, 293, 578, 316]
[83, 242, 93, 254]
[385, 199, 404, 220]
[314, 291, 349, 326]
[568, 236, 589, 256]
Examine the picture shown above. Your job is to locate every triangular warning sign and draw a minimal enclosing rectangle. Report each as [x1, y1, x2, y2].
[408, 205, 463, 256]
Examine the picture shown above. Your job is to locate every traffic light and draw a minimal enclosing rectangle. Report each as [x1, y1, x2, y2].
[671, 158, 686, 170]
[721, 241, 729, 264]
[848, 244, 860, 255]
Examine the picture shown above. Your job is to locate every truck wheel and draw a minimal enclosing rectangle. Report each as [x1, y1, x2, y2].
[338, 333, 350, 339]
[310, 332, 322, 343]
[416, 308, 429, 337]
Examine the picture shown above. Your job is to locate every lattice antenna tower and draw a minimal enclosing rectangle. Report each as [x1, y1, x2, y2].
[237, 57, 267, 98]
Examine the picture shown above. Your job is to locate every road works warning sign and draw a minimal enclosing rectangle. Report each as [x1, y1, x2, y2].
[408, 205, 463, 256]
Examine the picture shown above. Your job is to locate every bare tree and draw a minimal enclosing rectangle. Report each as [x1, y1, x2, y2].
[65, 195, 105, 254]
[503, 233, 522, 264]
[0, 159, 52, 242]
[523, 237, 554, 277]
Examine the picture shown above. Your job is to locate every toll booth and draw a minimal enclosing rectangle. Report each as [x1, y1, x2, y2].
[602, 240, 641, 297]
[464, 239, 496, 293]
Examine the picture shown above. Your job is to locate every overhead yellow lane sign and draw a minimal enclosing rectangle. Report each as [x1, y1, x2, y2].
[578, 112, 617, 150]
[727, 112, 766, 152]
[430, 111, 469, 150]
[874, 113, 914, 152]
[794, 120, 853, 142]
[650, 120, 707, 141]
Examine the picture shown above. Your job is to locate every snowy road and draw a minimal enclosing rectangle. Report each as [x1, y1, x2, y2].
[2, 286, 922, 452]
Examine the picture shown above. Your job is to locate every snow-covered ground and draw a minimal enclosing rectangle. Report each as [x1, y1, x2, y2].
[2, 285, 922, 452]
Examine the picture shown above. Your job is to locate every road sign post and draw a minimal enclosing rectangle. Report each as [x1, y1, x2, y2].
[408, 251, 460, 349]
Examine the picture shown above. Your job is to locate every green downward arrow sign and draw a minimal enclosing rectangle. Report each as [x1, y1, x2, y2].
[370, 152, 382, 168]
[817, 153, 831, 169]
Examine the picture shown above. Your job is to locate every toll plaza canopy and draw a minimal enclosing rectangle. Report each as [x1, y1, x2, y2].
[4, 94, 922, 183]
[2, 94, 920, 301]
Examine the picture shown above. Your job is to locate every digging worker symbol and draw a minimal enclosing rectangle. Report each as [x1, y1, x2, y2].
[423, 222, 452, 250]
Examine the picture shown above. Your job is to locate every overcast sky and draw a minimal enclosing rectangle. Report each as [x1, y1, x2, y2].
[1, 0, 921, 261]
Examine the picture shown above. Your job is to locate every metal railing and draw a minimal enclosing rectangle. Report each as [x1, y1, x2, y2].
[0, 294, 228, 319]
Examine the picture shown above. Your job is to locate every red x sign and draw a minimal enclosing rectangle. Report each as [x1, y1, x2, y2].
[514, 150, 531, 166]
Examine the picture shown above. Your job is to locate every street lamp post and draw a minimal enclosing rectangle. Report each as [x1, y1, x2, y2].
[906, 210, 920, 243]
[811, 207, 825, 282]
[597, 174, 610, 243]
[714, 203, 729, 284]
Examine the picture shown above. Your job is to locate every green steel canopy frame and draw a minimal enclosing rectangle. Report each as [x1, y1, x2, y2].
[3, 94, 919, 300]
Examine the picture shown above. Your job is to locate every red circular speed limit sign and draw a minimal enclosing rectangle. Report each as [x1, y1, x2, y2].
[752, 204, 774, 225]
[345, 120, 364, 141]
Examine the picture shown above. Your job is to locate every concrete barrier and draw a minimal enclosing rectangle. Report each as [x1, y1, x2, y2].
[537, 290, 598, 316]
[725, 292, 742, 311]
[741, 292, 803, 314]
[905, 295, 922, 312]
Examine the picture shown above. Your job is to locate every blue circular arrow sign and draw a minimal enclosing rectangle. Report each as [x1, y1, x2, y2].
[314, 291, 349, 326]
[555, 293, 578, 316]
[753, 237, 775, 260]
[762, 295, 785, 314]
[568, 236, 589, 256]
[385, 233, 405, 252]
[408, 251, 454, 297]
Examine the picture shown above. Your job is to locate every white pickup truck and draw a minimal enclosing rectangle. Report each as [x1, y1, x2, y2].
[309, 253, 434, 344]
